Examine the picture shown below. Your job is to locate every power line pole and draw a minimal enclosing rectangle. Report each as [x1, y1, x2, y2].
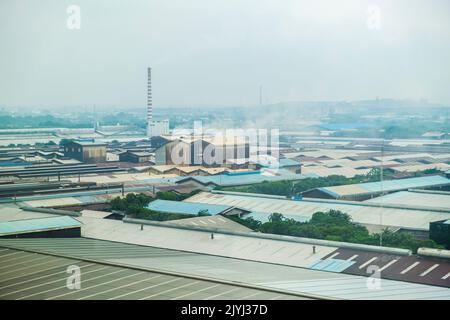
[379, 139, 384, 247]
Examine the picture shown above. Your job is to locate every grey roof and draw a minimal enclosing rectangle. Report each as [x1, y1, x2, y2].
[365, 190, 450, 210]
[0, 245, 298, 300]
[1, 238, 449, 300]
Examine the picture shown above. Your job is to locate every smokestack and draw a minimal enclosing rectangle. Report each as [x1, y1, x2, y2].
[147, 67, 153, 136]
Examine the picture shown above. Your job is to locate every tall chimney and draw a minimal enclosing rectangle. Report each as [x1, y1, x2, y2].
[147, 67, 153, 136]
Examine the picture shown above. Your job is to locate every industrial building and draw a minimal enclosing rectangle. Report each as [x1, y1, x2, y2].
[161, 215, 253, 233]
[176, 171, 314, 189]
[0, 202, 449, 299]
[0, 241, 295, 300]
[281, 149, 450, 178]
[153, 135, 250, 167]
[301, 175, 450, 201]
[365, 190, 450, 210]
[145, 199, 250, 216]
[184, 191, 450, 232]
[63, 141, 107, 163]
[0, 163, 124, 179]
[278, 158, 302, 173]
[119, 150, 152, 163]
[0, 216, 81, 238]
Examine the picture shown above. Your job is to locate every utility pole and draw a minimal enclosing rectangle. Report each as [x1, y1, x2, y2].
[379, 139, 384, 247]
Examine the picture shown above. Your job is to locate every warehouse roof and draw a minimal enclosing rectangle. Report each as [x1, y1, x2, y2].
[0, 246, 297, 300]
[162, 215, 253, 232]
[390, 163, 450, 173]
[278, 158, 301, 167]
[146, 199, 235, 215]
[185, 191, 450, 230]
[176, 172, 316, 187]
[312, 175, 450, 198]
[2, 236, 448, 299]
[365, 190, 450, 210]
[301, 166, 371, 178]
[68, 141, 107, 147]
[0, 216, 81, 236]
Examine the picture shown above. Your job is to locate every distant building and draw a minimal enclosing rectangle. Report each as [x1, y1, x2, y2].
[146, 199, 251, 217]
[148, 119, 170, 137]
[422, 132, 447, 140]
[0, 216, 81, 238]
[154, 135, 250, 167]
[277, 158, 302, 173]
[63, 141, 107, 163]
[119, 150, 152, 163]
[301, 175, 450, 201]
[176, 171, 310, 189]
[150, 135, 171, 149]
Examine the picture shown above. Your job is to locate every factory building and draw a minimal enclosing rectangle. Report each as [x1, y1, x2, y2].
[185, 191, 450, 233]
[154, 135, 250, 167]
[145, 199, 251, 217]
[301, 175, 450, 201]
[176, 171, 311, 189]
[63, 141, 107, 163]
[119, 150, 152, 163]
[0, 216, 81, 238]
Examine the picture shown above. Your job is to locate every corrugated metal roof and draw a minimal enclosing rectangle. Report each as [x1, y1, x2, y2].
[0, 246, 298, 300]
[185, 192, 450, 230]
[1, 238, 448, 299]
[365, 191, 450, 210]
[146, 199, 231, 215]
[321, 175, 450, 197]
[176, 172, 316, 187]
[278, 158, 301, 167]
[0, 216, 81, 236]
[162, 215, 253, 232]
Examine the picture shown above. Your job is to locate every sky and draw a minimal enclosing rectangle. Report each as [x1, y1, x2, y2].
[1, 0, 450, 108]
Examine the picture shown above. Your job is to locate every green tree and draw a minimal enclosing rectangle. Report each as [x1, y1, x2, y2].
[197, 209, 211, 216]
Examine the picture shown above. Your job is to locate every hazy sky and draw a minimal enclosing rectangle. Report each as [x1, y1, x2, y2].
[1, 0, 450, 108]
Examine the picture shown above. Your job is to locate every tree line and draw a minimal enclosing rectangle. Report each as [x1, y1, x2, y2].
[229, 210, 442, 253]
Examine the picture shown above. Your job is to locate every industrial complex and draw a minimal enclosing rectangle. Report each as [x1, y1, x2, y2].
[1, 68, 449, 301]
